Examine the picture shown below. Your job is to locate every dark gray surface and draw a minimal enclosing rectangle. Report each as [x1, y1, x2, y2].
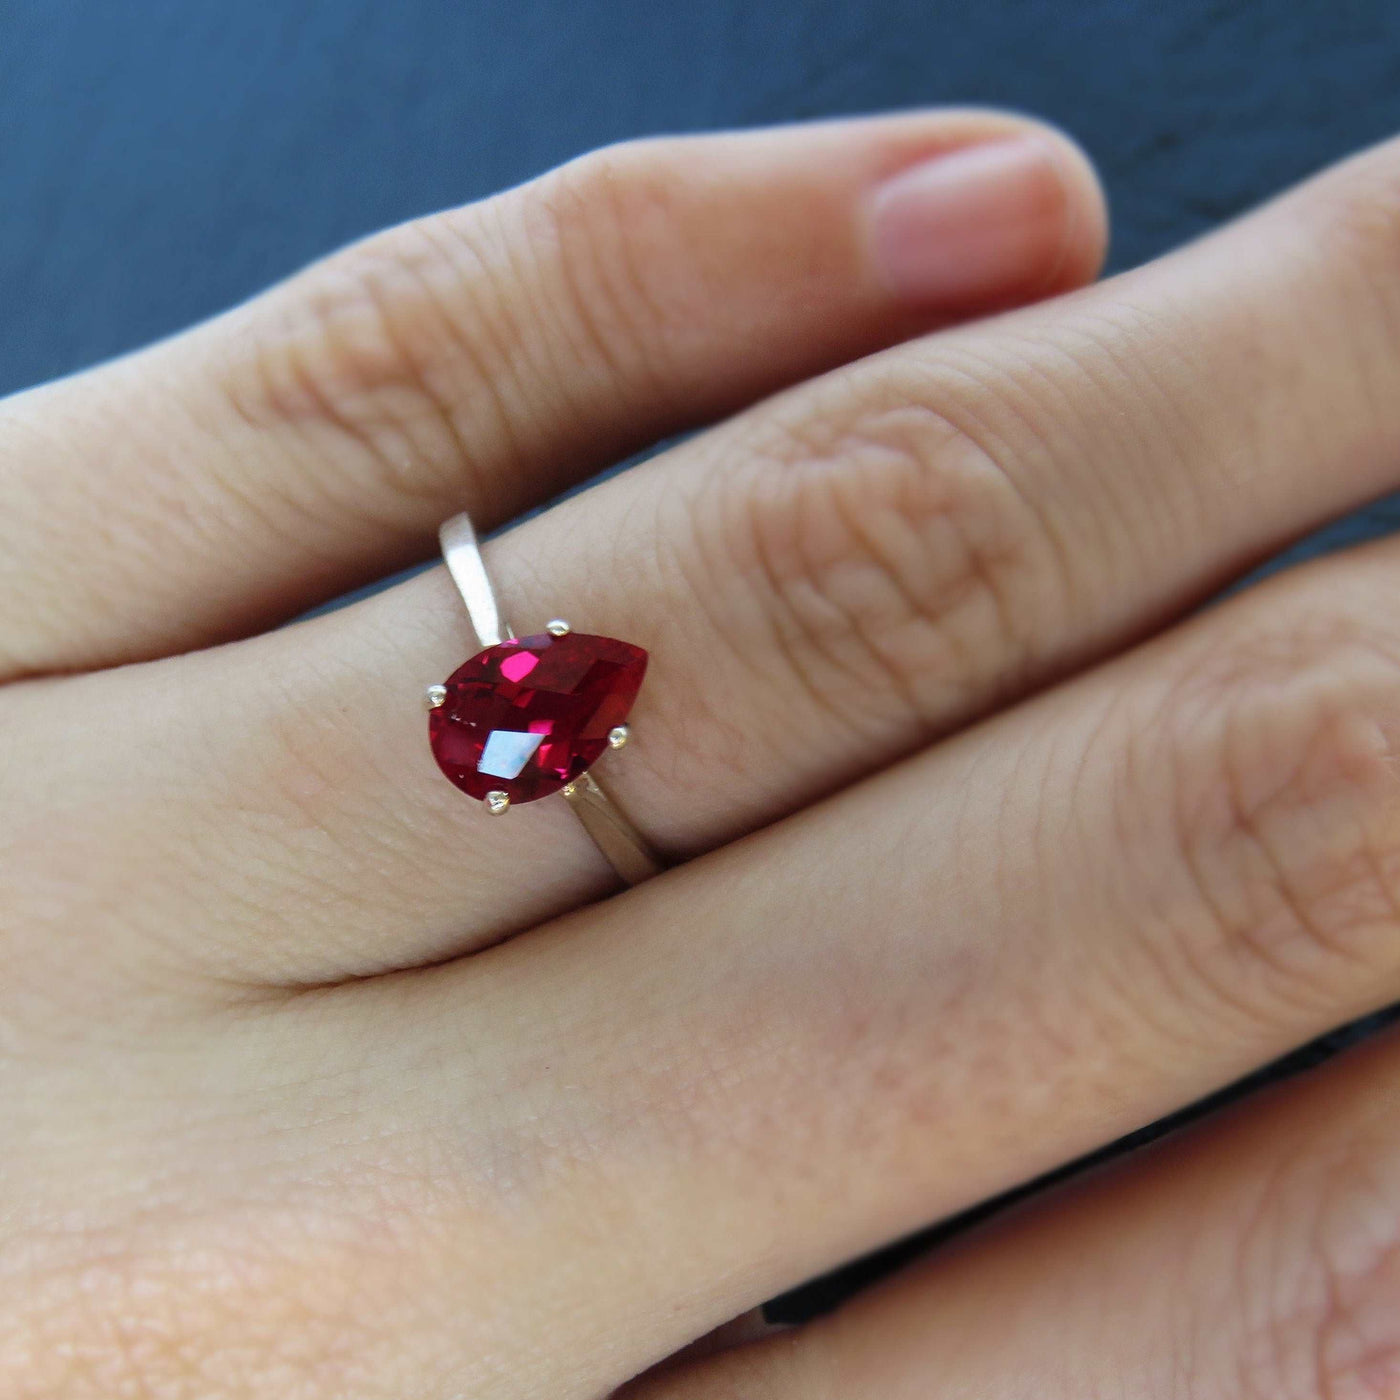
[5, 0, 1400, 1322]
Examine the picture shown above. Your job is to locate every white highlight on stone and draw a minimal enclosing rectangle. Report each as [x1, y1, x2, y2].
[477, 730, 545, 780]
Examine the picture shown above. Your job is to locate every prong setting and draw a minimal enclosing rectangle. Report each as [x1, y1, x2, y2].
[425, 683, 448, 710]
[607, 724, 630, 750]
[545, 618, 571, 637]
[484, 790, 511, 815]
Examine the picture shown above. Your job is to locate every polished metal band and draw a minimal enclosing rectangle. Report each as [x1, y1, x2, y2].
[559, 771, 664, 885]
[439, 511, 665, 886]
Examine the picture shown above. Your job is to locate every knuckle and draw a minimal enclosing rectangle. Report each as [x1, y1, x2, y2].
[1154, 605, 1400, 1027]
[719, 360, 1073, 740]
[1308, 153, 1400, 303]
[222, 212, 511, 513]
[1234, 1117, 1400, 1399]
[1293, 150, 1400, 384]
[216, 134, 704, 519]
[531, 139, 692, 394]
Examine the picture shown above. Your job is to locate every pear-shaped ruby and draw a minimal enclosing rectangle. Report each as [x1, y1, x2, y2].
[428, 631, 647, 804]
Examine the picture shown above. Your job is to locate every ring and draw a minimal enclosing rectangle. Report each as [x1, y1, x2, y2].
[425, 511, 665, 886]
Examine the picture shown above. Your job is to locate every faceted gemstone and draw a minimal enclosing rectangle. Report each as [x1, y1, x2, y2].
[428, 631, 647, 804]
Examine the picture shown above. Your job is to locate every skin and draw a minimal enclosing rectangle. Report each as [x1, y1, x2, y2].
[4, 105, 1400, 1397]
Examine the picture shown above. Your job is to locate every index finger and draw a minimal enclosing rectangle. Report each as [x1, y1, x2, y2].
[0, 110, 1104, 678]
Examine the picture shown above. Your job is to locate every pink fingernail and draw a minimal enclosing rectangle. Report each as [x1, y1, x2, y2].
[867, 136, 1072, 307]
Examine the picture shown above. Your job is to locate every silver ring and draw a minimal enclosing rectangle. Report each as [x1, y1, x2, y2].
[426, 511, 664, 887]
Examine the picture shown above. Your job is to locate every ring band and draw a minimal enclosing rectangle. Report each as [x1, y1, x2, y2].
[559, 771, 665, 886]
[427, 511, 665, 886]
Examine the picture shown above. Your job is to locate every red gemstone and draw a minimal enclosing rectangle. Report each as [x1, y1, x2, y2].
[428, 632, 647, 804]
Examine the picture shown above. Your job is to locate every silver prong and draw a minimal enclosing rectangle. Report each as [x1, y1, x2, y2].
[425, 684, 448, 710]
[484, 790, 511, 815]
[545, 618, 571, 637]
[561, 779, 580, 797]
[607, 724, 630, 751]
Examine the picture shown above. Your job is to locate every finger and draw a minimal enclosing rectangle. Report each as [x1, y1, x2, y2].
[314, 535, 1400, 1386]
[30, 114, 1400, 996]
[623, 1022, 1400, 1400]
[0, 110, 1105, 678]
[30, 117, 1400, 997]
[47, 122, 1400, 988]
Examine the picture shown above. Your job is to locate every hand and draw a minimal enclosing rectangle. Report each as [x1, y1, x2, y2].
[3, 102, 1399, 1398]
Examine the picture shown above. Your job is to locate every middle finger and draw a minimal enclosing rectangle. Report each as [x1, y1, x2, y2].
[25, 127, 1400, 986]
[260, 527, 1400, 1396]
[376, 531, 1400, 1390]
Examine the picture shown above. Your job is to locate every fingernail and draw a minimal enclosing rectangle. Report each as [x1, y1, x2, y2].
[867, 135, 1072, 307]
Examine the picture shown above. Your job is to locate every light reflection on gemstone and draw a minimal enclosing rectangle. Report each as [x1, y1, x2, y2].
[477, 730, 545, 779]
[498, 650, 539, 684]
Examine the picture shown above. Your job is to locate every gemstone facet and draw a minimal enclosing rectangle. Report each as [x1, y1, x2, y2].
[428, 632, 647, 804]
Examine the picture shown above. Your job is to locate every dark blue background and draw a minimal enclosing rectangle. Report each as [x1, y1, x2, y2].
[5, 0, 1400, 1321]
[8, 1, 1400, 555]
[7, 1, 1400, 393]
